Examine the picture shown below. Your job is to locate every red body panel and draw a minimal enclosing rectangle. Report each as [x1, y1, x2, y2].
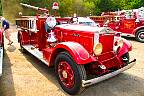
[36, 18, 47, 50]
[52, 42, 96, 65]
[54, 27, 94, 54]
[16, 15, 133, 75]
[132, 26, 144, 35]
[99, 34, 114, 53]
[98, 51, 122, 68]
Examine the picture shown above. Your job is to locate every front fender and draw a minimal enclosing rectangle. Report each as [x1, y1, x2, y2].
[53, 42, 96, 64]
[118, 38, 132, 57]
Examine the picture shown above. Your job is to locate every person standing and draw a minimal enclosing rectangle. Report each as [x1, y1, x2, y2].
[1, 17, 13, 45]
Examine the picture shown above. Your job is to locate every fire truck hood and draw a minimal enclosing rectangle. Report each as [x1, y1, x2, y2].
[56, 24, 114, 34]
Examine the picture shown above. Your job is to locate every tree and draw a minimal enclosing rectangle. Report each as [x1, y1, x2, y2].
[57, 0, 73, 17]
[0, 0, 2, 16]
[82, 1, 95, 16]
[14, 0, 144, 17]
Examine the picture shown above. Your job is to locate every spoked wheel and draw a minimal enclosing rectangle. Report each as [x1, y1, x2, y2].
[58, 61, 75, 89]
[136, 30, 144, 43]
[55, 52, 87, 95]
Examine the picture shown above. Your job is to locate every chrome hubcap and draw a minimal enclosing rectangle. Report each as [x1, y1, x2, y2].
[62, 70, 68, 79]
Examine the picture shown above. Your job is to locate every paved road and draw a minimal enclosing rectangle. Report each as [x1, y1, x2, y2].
[0, 26, 144, 96]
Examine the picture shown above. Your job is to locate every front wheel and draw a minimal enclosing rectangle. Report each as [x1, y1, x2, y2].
[55, 52, 87, 95]
[135, 30, 144, 43]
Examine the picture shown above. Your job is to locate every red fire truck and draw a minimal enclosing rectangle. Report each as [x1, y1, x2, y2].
[90, 7, 144, 43]
[0, 29, 4, 76]
[16, 3, 136, 95]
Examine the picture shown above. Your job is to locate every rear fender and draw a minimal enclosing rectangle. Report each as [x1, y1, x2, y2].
[132, 26, 144, 35]
[118, 39, 132, 57]
[51, 42, 96, 65]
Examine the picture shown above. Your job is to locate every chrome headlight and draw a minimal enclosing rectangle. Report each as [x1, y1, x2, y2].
[93, 43, 103, 56]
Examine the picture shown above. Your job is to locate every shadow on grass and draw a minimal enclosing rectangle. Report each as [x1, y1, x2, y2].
[0, 50, 16, 96]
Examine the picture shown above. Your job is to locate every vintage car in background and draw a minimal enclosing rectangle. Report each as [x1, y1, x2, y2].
[0, 29, 4, 76]
[16, 3, 136, 95]
[90, 7, 144, 43]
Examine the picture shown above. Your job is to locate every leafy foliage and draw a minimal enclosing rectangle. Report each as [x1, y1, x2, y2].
[0, 0, 2, 15]
[9, 0, 144, 16]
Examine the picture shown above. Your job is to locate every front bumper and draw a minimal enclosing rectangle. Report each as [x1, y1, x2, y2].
[82, 59, 136, 87]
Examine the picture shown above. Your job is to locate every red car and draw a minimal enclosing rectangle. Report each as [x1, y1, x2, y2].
[0, 29, 4, 76]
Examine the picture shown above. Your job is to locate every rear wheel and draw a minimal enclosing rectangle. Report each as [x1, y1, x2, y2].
[55, 52, 86, 95]
[136, 29, 144, 43]
[19, 35, 26, 53]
